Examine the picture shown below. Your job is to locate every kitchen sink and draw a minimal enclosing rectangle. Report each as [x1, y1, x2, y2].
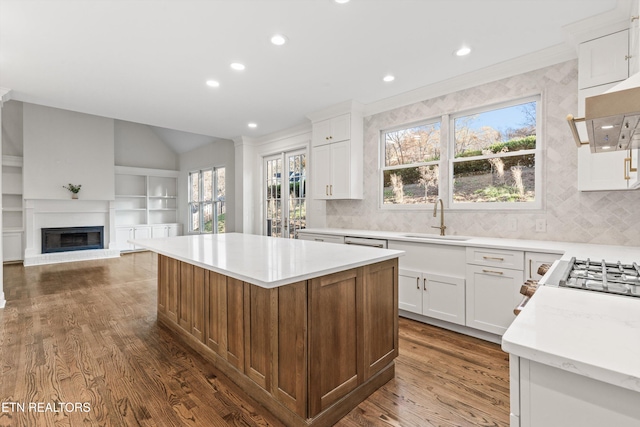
[401, 234, 470, 241]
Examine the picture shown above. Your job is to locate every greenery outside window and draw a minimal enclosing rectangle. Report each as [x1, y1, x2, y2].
[381, 120, 441, 207]
[188, 167, 225, 233]
[451, 97, 540, 209]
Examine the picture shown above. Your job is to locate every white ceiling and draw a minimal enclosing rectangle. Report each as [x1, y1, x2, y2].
[0, 0, 630, 153]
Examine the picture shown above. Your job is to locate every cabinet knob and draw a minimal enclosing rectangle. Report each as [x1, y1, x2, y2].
[325, 136, 329, 140]
[625, 54, 633, 61]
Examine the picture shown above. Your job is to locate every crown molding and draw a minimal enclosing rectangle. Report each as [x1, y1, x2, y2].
[0, 87, 12, 106]
[306, 100, 364, 123]
[562, 0, 632, 48]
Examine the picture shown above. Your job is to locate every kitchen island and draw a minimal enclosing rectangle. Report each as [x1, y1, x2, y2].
[131, 233, 403, 427]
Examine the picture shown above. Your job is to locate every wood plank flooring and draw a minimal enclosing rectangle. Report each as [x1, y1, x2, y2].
[0, 252, 509, 427]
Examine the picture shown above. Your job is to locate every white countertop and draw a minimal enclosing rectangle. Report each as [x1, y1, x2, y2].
[300, 228, 640, 262]
[130, 233, 403, 288]
[502, 285, 640, 393]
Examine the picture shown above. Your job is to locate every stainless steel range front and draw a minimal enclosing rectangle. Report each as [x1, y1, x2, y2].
[555, 257, 640, 298]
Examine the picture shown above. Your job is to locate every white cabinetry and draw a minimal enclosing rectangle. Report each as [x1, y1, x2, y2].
[115, 226, 152, 251]
[2, 156, 23, 261]
[114, 166, 181, 251]
[466, 247, 524, 335]
[514, 357, 640, 427]
[309, 107, 363, 200]
[577, 29, 640, 191]
[524, 251, 562, 281]
[390, 240, 466, 326]
[297, 231, 345, 244]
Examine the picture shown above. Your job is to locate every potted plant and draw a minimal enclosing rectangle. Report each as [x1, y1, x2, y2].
[63, 183, 82, 199]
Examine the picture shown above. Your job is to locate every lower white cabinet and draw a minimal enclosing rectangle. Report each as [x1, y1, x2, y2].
[115, 226, 151, 251]
[465, 264, 523, 335]
[525, 251, 562, 281]
[297, 231, 345, 244]
[151, 224, 180, 238]
[390, 240, 466, 326]
[514, 358, 640, 427]
[3, 231, 23, 261]
[399, 269, 465, 325]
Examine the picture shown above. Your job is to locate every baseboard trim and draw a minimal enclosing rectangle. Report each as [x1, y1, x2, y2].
[399, 310, 502, 344]
[24, 248, 120, 266]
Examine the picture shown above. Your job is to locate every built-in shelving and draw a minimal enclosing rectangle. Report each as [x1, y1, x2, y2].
[114, 166, 181, 251]
[2, 156, 24, 261]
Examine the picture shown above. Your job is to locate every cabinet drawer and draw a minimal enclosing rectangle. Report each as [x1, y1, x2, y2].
[466, 247, 524, 270]
[297, 232, 344, 245]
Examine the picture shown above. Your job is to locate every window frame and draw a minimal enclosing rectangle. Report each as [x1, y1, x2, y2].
[448, 95, 542, 210]
[188, 166, 225, 234]
[378, 118, 442, 210]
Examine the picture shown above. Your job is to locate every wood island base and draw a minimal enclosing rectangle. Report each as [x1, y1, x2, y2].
[156, 254, 399, 427]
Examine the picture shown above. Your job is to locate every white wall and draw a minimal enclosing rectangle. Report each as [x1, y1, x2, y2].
[1, 100, 23, 156]
[179, 140, 235, 233]
[23, 103, 115, 200]
[114, 120, 178, 170]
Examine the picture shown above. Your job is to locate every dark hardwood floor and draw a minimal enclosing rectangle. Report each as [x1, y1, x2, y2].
[0, 252, 509, 427]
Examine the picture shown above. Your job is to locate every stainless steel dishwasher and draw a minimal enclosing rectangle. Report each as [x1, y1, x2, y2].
[344, 236, 388, 248]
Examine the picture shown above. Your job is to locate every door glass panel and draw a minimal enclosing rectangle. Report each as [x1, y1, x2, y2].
[265, 157, 282, 237]
[216, 168, 226, 233]
[288, 152, 306, 238]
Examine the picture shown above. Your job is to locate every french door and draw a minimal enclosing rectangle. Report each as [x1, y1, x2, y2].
[264, 150, 306, 238]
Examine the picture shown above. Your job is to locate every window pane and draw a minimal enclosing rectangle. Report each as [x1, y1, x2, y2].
[189, 202, 200, 232]
[454, 102, 536, 157]
[203, 169, 213, 202]
[189, 171, 199, 203]
[453, 154, 535, 203]
[384, 122, 440, 166]
[215, 202, 225, 233]
[383, 165, 439, 205]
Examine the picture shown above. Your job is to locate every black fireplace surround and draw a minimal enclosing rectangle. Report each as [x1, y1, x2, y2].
[41, 226, 104, 254]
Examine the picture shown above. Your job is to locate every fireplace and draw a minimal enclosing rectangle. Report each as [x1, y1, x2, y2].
[41, 226, 104, 254]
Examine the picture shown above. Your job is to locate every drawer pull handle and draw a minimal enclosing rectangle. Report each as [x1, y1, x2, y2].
[314, 238, 324, 242]
[423, 278, 427, 291]
[482, 269, 504, 275]
[483, 256, 504, 261]
[416, 277, 420, 290]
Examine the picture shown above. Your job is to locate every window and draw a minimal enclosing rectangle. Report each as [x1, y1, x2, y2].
[381, 120, 440, 206]
[451, 98, 539, 208]
[188, 167, 225, 233]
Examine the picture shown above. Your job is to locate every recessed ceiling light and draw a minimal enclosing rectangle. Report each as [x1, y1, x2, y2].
[206, 80, 220, 87]
[455, 46, 471, 56]
[383, 75, 395, 82]
[248, 123, 257, 129]
[602, 145, 611, 150]
[335, 0, 350, 3]
[230, 62, 246, 71]
[601, 125, 614, 129]
[271, 34, 288, 46]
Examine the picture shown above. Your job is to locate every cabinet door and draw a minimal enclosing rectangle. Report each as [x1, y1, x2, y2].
[244, 284, 275, 392]
[151, 225, 168, 238]
[309, 268, 360, 417]
[167, 224, 180, 237]
[398, 269, 422, 314]
[311, 119, 333, 147]
[206, 271, 225, 354]
[330, 140, 351, 199]
[525, 252, 562, 281]
[165, 257, 180, 323]
[423, 273, 465, 326]
[115, 227, 133, 251]
[225, 278, 245, 371]
[2, 232, 23, 261]
[362, 259, 398, 380]
[578, 30, 629, 89]
[178, 262, 193, 331]
[273, 281, 307, 417]
[465, 265, 523, 335]
[157, 255, 168, 314]
[312, 144, 331, 200]
[191, 266, 206, 342]
[330, 114, 351, 143]
[133, 226, 151, 240]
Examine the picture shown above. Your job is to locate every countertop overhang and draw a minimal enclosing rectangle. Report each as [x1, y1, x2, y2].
[130, 232, 403, 288]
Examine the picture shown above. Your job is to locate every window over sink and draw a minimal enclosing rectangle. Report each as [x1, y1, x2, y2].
[379, 96, 541, 210]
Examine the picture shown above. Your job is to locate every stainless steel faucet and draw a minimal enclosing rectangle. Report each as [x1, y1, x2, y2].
[431, 198, 446, 236]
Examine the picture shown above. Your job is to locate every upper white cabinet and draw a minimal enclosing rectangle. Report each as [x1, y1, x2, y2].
[578, 29, 629, 90]
[308, 104, 363, 200]
[311, 114, 351, 147]
[577, 28, 640, 191]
